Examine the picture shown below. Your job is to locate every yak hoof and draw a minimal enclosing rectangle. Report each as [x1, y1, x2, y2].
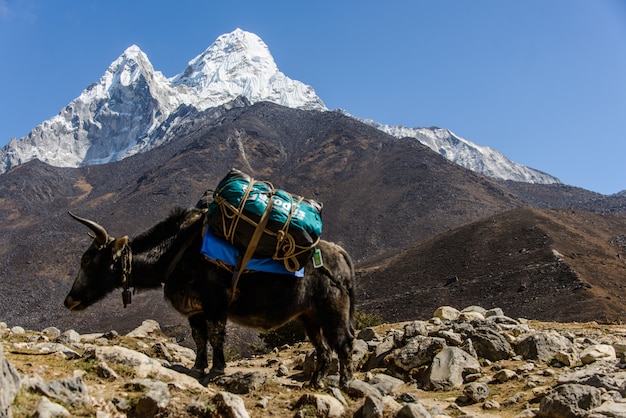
[200, 368, 225, 386]
[306, 378, 325, 390]
[188, 367, 207, 380]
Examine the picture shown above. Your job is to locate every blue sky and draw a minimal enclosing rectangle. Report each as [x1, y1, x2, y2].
[1, 1, 625, 194]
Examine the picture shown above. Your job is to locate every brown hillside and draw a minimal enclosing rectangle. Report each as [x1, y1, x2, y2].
[0, 103, 522, 334]
[1, 102, 625, 335]
[357, 207, 626, 323]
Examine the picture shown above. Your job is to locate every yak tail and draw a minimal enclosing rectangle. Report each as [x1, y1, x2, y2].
[340, 246, 356, 336]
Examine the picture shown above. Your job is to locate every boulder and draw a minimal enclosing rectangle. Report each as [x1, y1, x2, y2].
[126, 319, 162, 339]
[0, 345, 21, 418]
[393, 336, 446, 372]
[213, 391, 250, 418]
[463, 381, 490, 403]
[294, 393, 345, 418]
[429, 346, 481, 390]
[468, 326, 512, 361]
[538, 383, 602, 417]
[515, 331, 577, 364]
[580, 344, 617, 364]
[433, 306, 460, 321]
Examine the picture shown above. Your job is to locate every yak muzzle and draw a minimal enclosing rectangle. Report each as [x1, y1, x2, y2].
[64, 295, 84, 311]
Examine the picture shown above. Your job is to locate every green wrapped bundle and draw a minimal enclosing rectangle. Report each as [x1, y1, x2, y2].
[207, 168, 323, 272]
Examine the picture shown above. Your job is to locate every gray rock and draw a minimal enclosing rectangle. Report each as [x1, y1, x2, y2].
[28, 375, 91, 407]
[364, 334, 396, 371]
[330, 387, 348, 406]
[1, 344, 21, 418]
[463, 382, 489, 403]
[11, 342, 80, 360]
[433, 306, 460, 322]
[127, 378, 170, 418]
[483, 399, 501, 410]
[216, 371, 267, 394]
[503, 391, 528, 406]
[558, 364, 622, 392]
[126, 319, 162, 339]
[56, 329, 80, 344]
[41, 326, 61, 340]
[345, 379, 383, 399]
[358, 327, 379, 342]
[35, 396, 70, 418]
[393, 336, 446, 371]
[515, 331, 577, 364]
[368, 373, 405, 396]
[462, 305, 489, 316]
[402, 321, 429, 343]
[590, 400, 626, 417]
[95, 345, 205, 390]
[485, 308, 504, 317]
[395, 402, 432, 418]
[580, 344, 617, 364]
[358, 395, 385, 418]
[429, 346, 482, 390]
[539, 383, 602, 417]
[10, 326, 25, 335]
[468, 326, 512, 361]
[95, 361, 120, 380]
[214, 391, 251, 418]
[435, 330, 463, 346]
[277, 363, 289, 377]
[353, 339, 370, 367]
[493, 369, 518, 383]
[460, 337, 478, 359]
[294, 393, 345, 418]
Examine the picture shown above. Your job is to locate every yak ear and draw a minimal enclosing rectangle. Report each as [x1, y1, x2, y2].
[112, 236, 129, 259]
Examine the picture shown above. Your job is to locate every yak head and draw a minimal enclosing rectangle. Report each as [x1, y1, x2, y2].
[64, 212, 130, 311]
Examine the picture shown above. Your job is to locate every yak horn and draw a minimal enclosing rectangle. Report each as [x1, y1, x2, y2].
[68, 212, 109, 246]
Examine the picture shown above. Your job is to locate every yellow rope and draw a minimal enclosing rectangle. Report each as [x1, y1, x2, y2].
[212, 183, 318, 272]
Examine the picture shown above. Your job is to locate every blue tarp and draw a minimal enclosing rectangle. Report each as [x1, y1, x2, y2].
[201, 227, 305, 277]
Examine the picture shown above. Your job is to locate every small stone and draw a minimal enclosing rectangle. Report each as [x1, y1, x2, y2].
[493, 369, 518, 383]
[434, 306, 460, 321]
[483, 399, 500, 410]
[580, 344, 617, 364]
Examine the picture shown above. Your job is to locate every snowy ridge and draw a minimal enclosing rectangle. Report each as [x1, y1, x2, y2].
[0, 28, 559, 187]
[361, 117, 561, 184]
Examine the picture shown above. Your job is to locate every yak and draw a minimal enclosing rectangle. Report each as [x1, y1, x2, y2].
[64, 207, 355, 387]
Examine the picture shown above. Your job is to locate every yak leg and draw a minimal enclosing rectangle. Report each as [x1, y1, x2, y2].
[323, 316, 355, 387]
[206, 319, 227, 379]
[189, 314, 208, 377]
[300, 315, 332, 388]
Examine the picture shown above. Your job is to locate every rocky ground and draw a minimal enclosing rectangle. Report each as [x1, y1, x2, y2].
[2, 306, 626, 418]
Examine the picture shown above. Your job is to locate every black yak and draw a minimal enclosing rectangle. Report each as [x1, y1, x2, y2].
[64, 208, 355, 387]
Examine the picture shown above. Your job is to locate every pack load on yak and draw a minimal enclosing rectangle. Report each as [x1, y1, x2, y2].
[202, 168, 323, 276]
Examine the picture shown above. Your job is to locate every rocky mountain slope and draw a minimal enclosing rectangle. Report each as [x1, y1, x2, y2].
[1, 102, 625, 340]
[358, 206, 626, 324]
[3, 305, 626, 417]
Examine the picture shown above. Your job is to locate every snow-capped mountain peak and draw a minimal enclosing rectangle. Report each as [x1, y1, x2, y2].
[173, 28, 325, 111]
[0, 29, 324, 172]
[173, 29, 278, 88]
